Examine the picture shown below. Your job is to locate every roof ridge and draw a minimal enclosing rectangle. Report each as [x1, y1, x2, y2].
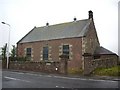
[78, 19, 92, 37]
[36, 19, 89, 29]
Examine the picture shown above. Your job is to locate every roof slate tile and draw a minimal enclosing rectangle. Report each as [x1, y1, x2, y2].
[19, 19, 91, 43]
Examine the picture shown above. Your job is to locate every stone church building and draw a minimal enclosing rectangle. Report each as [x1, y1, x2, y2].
[16, 11, 118, 74]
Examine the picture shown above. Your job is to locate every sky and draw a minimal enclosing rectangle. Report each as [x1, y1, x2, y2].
[0, 0, 119, 55]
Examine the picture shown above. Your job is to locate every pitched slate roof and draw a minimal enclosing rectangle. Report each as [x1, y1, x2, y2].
[18, 19, 92, 43]
[94, 46, 116, 55]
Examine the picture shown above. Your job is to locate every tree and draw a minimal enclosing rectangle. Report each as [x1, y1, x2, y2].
[1, 43, 7, 60]
[11, 45, 16, 58]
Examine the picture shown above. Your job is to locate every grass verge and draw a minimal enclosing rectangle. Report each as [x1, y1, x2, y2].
[92, 65, 120, 76]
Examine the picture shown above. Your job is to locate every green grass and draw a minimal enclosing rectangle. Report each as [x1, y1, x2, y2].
[92, 66, 120, 76]
[68, 68, 83, 75]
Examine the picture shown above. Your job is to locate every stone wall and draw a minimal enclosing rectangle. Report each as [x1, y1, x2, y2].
[9, 60, 71, 74]
[81, 20, 100, 70]
[9, 61, 60, 73]
[82, 20, 100, 55]
[83, 54, 118, 75]
[7, 54, 118, 75]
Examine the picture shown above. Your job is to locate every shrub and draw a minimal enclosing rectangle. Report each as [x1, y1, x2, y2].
[10, 57, 28, 61]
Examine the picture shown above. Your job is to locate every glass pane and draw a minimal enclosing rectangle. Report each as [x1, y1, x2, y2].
[43, 46, 48, 60]
[27, 53, 31, 57]
[26, 48, 31, 57]
[27, 48, 31, 53]
[43, 47, 48, 54]
[43, 54, 48, 60]
[63, 45, 69, 50]
[63, 51, 69, 55]
[63, 45, 69, 55]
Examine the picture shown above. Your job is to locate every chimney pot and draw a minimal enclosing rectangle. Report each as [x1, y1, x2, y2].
[73, 17, 77, 21]
[88, 10, 93, 19]
[46, 22, 49, 26]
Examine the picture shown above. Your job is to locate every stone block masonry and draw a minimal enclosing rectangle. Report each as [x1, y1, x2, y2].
[9, 61, 60, 73]
[83, 54, 118, 75]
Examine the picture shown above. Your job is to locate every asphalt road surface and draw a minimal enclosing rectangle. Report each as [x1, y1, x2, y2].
[2, 70, 119, 88]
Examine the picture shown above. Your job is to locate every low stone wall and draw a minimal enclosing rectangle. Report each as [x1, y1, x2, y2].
[84, 55, 118, 75]
[7, 55, 118, 75]
[9, 61, 60, 73]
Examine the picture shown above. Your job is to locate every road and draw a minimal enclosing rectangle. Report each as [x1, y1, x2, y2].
[2, 70, 119, 88]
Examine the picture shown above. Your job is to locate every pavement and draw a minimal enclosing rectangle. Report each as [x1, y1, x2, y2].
[2, 69, 120, 81]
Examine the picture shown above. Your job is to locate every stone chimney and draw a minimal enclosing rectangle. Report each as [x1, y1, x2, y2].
[88, 10, 93, 19]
